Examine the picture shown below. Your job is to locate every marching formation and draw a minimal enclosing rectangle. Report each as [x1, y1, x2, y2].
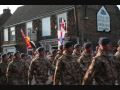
[0, 37, 120, 85]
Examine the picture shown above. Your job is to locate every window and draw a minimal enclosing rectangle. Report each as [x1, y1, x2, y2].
[4, 28, 8, 41]
[26, 21, 32, 38]
[97, 6, 110, 32]
[10, 27, 15, 41]
[26, 21, 36, 41]
[42, 17, 51, 36]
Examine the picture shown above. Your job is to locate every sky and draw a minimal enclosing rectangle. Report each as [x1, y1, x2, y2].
[0, 5, 120, 15]
[0, 5, 23, 14]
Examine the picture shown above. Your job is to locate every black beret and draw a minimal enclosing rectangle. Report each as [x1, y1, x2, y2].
[63, 41, 73, 48]
[83, 42, 92, 49]
[98, 37, 111, 46]
[2, 54, 7, 58]
[37, 47, 45, 53]
[74, 44, 81, 48]
[117, 40, 120, 46]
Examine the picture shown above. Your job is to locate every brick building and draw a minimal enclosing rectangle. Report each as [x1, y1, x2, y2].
[0, 8, 12, 53]
[2, 5, 120, 54]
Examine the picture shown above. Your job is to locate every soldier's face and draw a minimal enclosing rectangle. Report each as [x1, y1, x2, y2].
[39, 51, 45, 57]
[106, 44, 113, 51]
[100, 44, 112, 51]
[76, 46, 81, 52]
[3, 55, 9, 62]
[67, 46, 74, 54]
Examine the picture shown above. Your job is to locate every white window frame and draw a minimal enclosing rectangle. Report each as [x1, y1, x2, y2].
[4, 28, 8, 41]
[26, 21, 33, 38]
[10, 26, 15, 41]
[42, 17, 51, 36]
[97, 6, 110, 32]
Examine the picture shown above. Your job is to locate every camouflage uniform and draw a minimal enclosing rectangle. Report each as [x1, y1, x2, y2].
[53, 50, 63, 66]
[72, 50, 81, 60]
[6, 60, 28, 85]
[114, 51, 120, 85]
[77, 51, 92, 84]
[82, 52, 118, 85]
[0, 62, 9, 85]
[54, 51, 81, 85]
[28, 57, 54, 85]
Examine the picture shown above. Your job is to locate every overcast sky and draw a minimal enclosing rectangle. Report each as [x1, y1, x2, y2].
[0, 5, 23, 14]
[0, 5, 120, 14]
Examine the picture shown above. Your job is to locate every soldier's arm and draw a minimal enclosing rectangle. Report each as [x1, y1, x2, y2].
[28, 60, 35, 85]
[53, 60, 62, 85]
[6, 62, 13, 84]
[24, 62, 29, 83]
[78, 57, 85, 68]
[82, 58, 96, 85]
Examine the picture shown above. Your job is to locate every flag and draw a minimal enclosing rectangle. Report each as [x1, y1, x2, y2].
[60, 18, 66, 32]
[20, 29, 32, 49]
[57, 30, 65, 46]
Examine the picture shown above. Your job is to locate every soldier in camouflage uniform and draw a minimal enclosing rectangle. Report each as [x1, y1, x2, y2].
[114, 40, 120, 85]
[53, 45, 63, 66]
[0, 54, 9, 85]
[28, 47, 54, 85]
[53, 41, 81, 85]
[82, 37, 118, 85]
[47, 49, 57, 65]
[0, 54, 2, 63]
[77, 42, 93, 84]
[6, 52, 28, 85]
[72, 44, 81, 60]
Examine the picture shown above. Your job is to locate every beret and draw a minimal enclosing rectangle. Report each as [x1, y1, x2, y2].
[83, 42, 92, 49]
[37, 47, 45, 52]
[2, 54, 7, 58]
[63, 41, 73, 48]
[74, 44, 81, 48]
[98, 37, 110, 46]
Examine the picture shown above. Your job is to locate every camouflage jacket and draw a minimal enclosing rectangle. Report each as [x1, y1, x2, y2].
[54, 52, 81, 85]
[6, 60, 28, 85]
[0, 62, 9, 85]
[82, 52, 118, 85]
[28, 57, 54, 85]
[72, 50, 81, 60]
[114, 51, 120, 84]
[53, 51, 63, 66]
[77, 51, 92, 73]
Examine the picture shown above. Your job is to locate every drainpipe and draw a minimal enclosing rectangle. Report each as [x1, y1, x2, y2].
[74, 5, 79, 44]
[81, 5, 88, 45]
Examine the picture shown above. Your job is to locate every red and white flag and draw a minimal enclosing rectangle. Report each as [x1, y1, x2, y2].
[60, 18, 66, 32]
